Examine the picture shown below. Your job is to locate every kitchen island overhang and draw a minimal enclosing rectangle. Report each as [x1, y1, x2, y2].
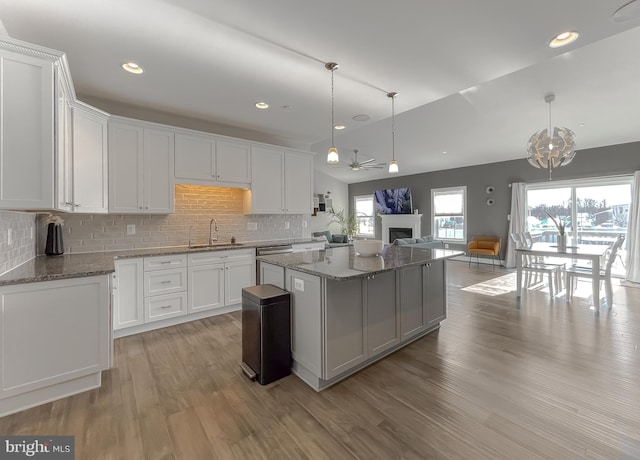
[257, 245, 464, 391]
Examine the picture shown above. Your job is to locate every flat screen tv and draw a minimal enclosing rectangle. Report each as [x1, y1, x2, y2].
[374, 188, 413, 214]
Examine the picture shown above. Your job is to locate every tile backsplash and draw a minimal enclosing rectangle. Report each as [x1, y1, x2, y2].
[0, 211, 36, 275]
[36, 185, 310, 254]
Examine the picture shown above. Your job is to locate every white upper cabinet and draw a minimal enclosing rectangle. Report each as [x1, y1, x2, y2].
[109, 119, 174, 214]
[246, 146, 313, 214]
[0, 41, 56, 209]
[70, 103, 108, 213]
[174, 132, 251, 187]
[57, 100, 108, 213]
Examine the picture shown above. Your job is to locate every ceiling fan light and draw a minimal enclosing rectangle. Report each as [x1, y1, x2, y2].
[388, 160, 399, 174]
[327, 147, 339, 164]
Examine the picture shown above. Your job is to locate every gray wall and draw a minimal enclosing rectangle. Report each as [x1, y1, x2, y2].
[349, 141, 640, 256]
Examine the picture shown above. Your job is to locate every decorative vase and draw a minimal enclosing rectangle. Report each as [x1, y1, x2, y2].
[556, 233, 567, 252]
[45, 223, 64, 256]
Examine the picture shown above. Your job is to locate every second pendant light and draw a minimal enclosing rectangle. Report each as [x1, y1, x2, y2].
[388, 92, 399, 174]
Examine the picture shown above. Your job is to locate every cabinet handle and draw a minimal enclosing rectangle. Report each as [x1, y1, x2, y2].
[139, 206, 143, 210]
[160, 280, 171, 284]
[145, 206, 149, 210]
[160, 261, 172, 264]
[160, 305, 172, 309]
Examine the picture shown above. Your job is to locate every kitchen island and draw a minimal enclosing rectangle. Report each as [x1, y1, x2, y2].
[257, 245, 463, 390]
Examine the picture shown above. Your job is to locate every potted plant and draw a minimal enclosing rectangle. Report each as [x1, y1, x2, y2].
[328, 208, 359, 241]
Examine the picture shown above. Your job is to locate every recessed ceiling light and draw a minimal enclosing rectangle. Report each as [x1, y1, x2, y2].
[282, 105, 294, 111]
[122, 62, 143, 74]
[352, 114, 371, 122]
[255, 102, 269, 109]
[578, 123, 585, 127]
[612, 0, 640, 23]
[549, 31, 579, 48]
[442, 151, 448, 154]
[334, 125, 346, 130]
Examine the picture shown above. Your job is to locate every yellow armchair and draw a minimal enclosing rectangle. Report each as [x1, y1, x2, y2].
[467, 236, 501, 267]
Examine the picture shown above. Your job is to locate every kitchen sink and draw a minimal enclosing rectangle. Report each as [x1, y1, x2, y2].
[188, 243, 245, 249]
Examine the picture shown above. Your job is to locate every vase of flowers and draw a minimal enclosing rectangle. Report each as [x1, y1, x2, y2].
[545, 211, 566, 251]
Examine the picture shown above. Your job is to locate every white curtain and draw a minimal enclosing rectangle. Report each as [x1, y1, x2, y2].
[505, 182, 527, 268]
[625, 171, 640, 282]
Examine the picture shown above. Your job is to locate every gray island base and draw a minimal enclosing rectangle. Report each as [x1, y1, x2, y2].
[257, 245, 464, 391]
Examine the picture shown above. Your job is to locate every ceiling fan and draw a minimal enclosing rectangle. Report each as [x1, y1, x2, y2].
[334, 149, 386, 171]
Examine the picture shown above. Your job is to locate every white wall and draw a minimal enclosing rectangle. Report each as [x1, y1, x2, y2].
[309, 170, 349, 235]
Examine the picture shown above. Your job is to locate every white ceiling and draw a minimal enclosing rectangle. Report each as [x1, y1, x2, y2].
[1, 0, 640, 184]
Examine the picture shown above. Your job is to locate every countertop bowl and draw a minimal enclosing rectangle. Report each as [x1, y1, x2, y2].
[354, 239, 384, 257]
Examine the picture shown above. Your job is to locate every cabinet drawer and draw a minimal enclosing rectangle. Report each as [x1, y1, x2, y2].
[145, 292, 187, 322]
[144, 268, 187, 296]
[188, 248, 254, 266]
[143, 254, 187, 271]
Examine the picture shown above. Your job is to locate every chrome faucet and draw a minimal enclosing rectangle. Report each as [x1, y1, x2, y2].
[209, 218, 219, 245]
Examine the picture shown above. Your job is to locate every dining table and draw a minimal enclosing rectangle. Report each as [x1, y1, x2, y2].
[515, 242, 609, 305]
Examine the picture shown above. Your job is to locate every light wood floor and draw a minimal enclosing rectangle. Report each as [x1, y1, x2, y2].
[2, 261, 639, 459]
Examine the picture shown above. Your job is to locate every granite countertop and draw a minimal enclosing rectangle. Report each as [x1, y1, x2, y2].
[257, 245, 465, 281]
[0, 238, 316, 286]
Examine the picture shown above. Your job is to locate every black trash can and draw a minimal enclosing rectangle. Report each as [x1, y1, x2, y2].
[241, 284, 292, 385]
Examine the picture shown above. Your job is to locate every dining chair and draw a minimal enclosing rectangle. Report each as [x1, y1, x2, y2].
[564, 234, 625, 307]
[511, 232, 564, 297]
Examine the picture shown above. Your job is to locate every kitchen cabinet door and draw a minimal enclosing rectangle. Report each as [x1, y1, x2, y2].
[113, 258, 144, 330]
[109, 122, 144, 212]
[366, 271, 400, 356]
[143, 128, 174, 213]
[324, 277, 366, 380]
[109, 120, 173, 214]
[284, 151, 313, 214]
[249, 146, 284, 213]
[399, 264, 427, 341]
[0, 48, 55, 209]
[188, 264, 225, 313]
[56, 75, 73, 212]
[216, 139, 251, 184]
[71, 103, 108, 213]
[224, 259, 255, 305]
[425, 259, 446, 327]
[174, 133, 215, 182]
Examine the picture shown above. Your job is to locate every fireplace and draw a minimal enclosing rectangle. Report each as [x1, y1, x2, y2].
[380, 214, 422, 244]
[389, 227, 412, 242]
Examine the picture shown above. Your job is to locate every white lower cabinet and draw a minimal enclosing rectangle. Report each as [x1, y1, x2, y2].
[188, 263, 225, 313]
[114, 249, 255, 336]
[188, 249, 255, 313]
[0, 276, 110, 416]
[113, 258, 144, 330]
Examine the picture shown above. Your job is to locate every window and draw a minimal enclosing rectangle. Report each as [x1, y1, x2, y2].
[354, 195, 375, 237]
[432, 186, 467, 241]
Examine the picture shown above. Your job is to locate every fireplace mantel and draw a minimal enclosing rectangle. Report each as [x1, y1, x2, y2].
[380, 214, 422, 244]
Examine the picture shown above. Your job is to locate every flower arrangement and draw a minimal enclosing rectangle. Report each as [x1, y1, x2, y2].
[545, 211, 565, 235]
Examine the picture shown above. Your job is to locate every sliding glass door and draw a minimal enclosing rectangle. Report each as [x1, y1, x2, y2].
[526, 177, 631, 275]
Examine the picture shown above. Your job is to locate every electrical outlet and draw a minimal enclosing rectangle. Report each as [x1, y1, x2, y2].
[444, 243, 449, 248]
[7, 228, 13, 246]
[247, 222, 258, 231]
[126, 224, 136, 235]
[294, 278, 304, 291]
[284, 221, 290, 229]
[302, 220, 307, 228]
